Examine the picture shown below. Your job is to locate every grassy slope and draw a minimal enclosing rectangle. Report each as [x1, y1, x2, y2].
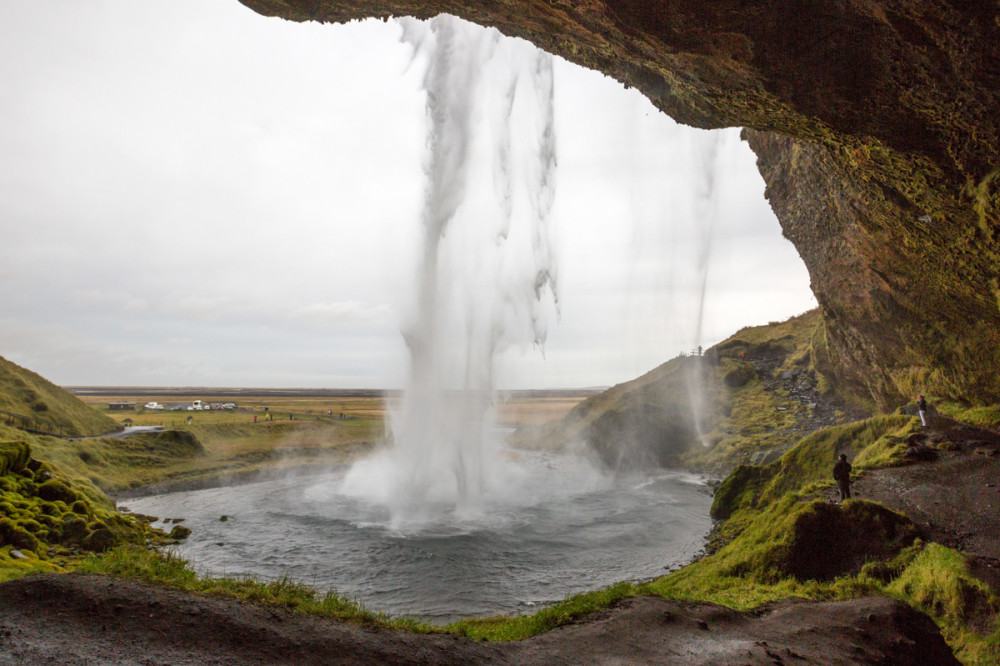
[519, 309, 868, 474]
[0, 355, 117, 437]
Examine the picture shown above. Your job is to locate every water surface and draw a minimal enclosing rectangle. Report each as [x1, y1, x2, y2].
[126, 451, 712, 623]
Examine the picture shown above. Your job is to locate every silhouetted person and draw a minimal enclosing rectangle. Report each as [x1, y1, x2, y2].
[833, 453, 851, 501]
[917, 394, 928, 427]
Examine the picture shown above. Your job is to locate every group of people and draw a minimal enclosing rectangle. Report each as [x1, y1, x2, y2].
[832, 394, 929, 502]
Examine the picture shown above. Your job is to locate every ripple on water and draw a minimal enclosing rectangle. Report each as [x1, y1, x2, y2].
[127, 456, 712, 623]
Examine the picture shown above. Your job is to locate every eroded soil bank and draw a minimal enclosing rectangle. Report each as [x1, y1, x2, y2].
[0, 574, 957, 665]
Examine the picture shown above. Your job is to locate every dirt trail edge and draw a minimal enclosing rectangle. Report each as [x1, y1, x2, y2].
[0, 574, 956, 665]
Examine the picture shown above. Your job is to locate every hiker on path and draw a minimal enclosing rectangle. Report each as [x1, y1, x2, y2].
[917, 394, 928, 427]
[833, 453, 852, 502]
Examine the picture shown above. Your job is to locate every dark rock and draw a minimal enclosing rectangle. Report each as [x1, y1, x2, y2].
[169, 525, 192, 540]
[83, 527, 117, 553]
[904, 446, 939, 462]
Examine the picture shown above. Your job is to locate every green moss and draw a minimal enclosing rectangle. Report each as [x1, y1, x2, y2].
[934, 401, 1000, 429]
[0, 440, 164, 573]
[36, 479, 79, 504]
[710, 464, 768, 519]
[0, 517, 41, 552]
[0, 441, 31, 475]
[168, 525, 192, 540]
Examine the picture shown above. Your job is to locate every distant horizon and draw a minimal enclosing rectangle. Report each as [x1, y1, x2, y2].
[64, 385, 609, 395]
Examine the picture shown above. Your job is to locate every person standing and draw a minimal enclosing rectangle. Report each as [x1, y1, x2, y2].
[917, 394, 928, 427]
[833, 453, 852, 502]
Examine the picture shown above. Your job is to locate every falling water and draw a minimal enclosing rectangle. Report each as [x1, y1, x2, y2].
[687, 132, 722, 446]
[342, 15, 558, 525]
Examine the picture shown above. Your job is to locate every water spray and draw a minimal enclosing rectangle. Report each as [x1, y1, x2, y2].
[343, 15, 558, 524]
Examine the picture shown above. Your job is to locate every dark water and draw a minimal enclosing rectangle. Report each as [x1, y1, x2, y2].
[126, 451, 712, 623]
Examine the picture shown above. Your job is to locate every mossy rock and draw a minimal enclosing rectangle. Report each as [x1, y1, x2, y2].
[781, 500, 919, 582]
[83, 526, 117, 552]
[36, 479, 79, 504]
[60, 517, 89, 544]
[710, 464, 772, 519]
[18, 518, 44, 535]
[723, 361, 757, 388]
[70, 500, 89, 515]
[169, 525, 192, 540]
[0, 517, 41, 551]
[0, 441, 31, 475]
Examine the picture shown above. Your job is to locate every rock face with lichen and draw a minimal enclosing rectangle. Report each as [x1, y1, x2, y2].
[240, 0, 1000, 408]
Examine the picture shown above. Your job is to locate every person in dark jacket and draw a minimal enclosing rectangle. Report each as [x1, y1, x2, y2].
[833, 453, 852, 502]
[917, 394, 928, 427]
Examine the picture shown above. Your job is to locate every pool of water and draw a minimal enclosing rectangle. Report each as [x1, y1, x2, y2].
[125, 450, 712, 623]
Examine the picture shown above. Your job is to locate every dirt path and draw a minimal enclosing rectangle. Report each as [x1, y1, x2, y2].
[0, 574, 957, 665]
[847, 417, 1000, 591]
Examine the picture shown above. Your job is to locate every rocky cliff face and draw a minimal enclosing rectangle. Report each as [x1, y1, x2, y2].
[239, 0, 1000, 408]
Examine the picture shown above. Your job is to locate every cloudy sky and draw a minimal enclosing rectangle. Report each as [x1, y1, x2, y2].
[0, 0, 816, 390]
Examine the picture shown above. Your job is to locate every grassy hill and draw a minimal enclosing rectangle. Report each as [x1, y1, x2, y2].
[516, 309, 871, 473]
[0, 356, 117, 438]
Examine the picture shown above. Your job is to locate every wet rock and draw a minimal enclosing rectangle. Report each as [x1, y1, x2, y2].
[904, 446, 939, 462]
[169, 525, 192, 540]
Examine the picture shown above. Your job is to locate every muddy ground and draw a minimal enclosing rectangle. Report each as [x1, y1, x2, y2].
[843, 417, 1000, 592]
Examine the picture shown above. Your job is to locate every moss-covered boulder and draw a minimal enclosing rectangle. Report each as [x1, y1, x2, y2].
[711, 464, 770, 520]
[168, 525, 192, 540]
[36, 479, 79, 504]
[722, 362, 756, 388]
[0, 441, 163, 566]
[60, 517, 89, 544]
[0, 441, 31, 476]
[781, 500, 920, 581]
[0, 517, 41, 552]
[83, 525, 117, 552]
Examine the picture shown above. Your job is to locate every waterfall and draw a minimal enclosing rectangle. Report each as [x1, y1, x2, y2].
[342, 15, 558, 524]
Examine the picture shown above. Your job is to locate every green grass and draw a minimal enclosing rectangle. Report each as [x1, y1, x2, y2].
[449, 581, 640, 641]
[79, 546, 432, 632]
[933, 401, 1000, 429]
[79, 545, 641, 642]
[0, 355, 117, 437]
[887, 543, 1000, 665]
[710, 413, 915, 519]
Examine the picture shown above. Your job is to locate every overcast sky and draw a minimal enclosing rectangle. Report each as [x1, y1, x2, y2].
[0, 0, 816, 390]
